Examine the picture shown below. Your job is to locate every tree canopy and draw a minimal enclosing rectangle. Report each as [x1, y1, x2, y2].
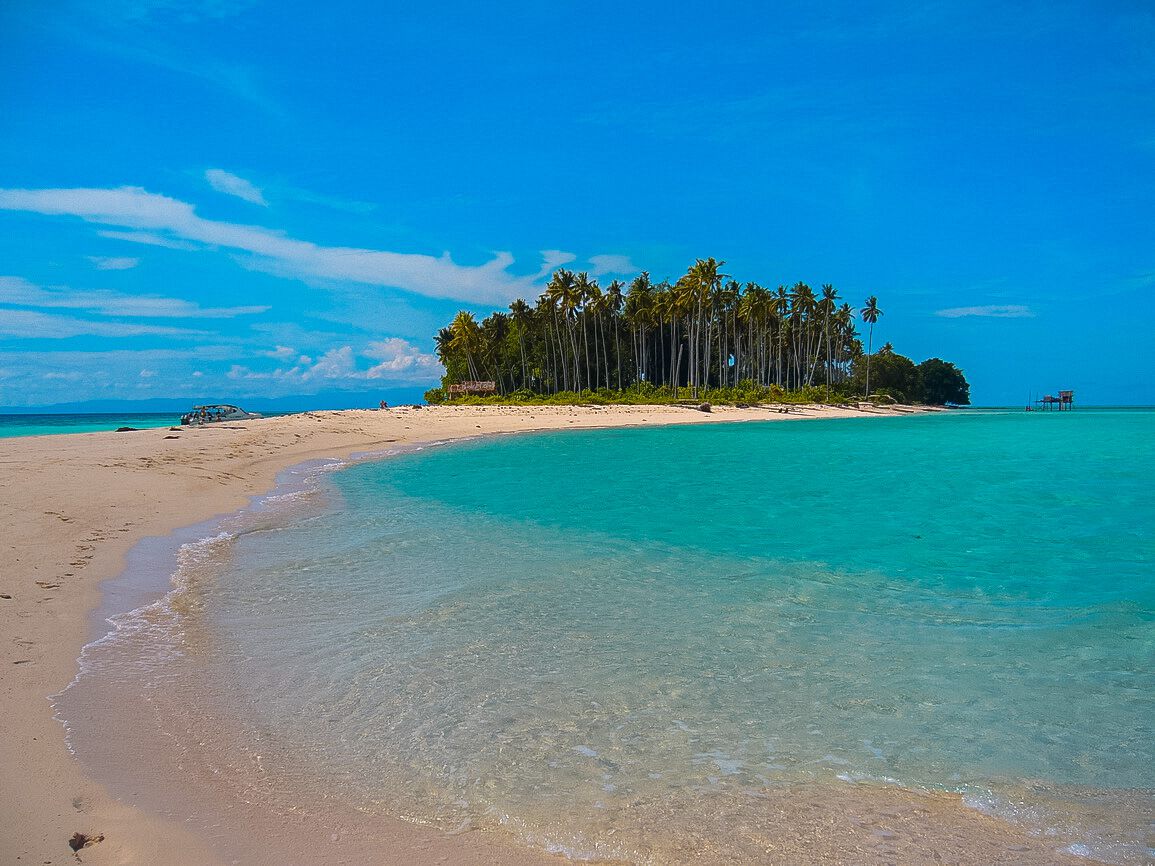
[428, 262, 969, 406]
[918, 358, 971, 405]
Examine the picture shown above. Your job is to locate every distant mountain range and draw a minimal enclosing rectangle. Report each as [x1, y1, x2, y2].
[0, 387, 427, 414]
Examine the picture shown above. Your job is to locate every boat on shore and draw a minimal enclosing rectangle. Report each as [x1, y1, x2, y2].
[180, 404, 261, 426]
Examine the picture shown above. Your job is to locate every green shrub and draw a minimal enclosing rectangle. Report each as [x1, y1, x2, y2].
[426, 382, 906, 408]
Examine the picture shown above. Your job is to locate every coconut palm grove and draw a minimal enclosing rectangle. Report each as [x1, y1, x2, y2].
[428, 259, 970, 406]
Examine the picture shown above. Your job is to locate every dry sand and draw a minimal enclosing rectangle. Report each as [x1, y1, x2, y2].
[0, 403, 1088, 865]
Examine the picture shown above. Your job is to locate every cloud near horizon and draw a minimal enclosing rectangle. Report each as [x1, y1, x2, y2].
[0, 185, 576, 305]
[363, 337, 441, 378]
[228, 337, 441, 386]
[934, 304, 1035, 318]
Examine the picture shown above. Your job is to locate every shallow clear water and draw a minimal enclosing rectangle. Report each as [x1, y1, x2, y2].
[89, 411, 1155, 861]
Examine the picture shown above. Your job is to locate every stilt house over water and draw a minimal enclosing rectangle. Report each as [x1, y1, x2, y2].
[1034, 390, 1074, 411]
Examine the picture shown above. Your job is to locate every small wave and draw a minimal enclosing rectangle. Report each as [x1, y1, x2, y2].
[962, 788, 1153, 866]
[261, 488, 317, 505]
[496, 812, 633, 863]
[53, 528, 239, 750]
[835, 771, 907, 786]
[81, 530, 234, 662]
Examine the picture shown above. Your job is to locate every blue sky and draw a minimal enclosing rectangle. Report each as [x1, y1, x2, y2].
[1, 0, 1152, 407]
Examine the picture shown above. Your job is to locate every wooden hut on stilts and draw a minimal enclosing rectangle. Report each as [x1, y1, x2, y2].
[1031, 390, 1074, 411]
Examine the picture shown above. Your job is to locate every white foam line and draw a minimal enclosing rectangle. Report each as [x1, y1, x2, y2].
[52, 529, 237, 752]
[50, 434, 474, 759]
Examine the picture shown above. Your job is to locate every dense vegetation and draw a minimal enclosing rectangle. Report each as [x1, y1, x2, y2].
[427, 259, 969, 406]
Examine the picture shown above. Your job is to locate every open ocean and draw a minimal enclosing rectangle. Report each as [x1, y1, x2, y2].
[61, 409, 1155, 863]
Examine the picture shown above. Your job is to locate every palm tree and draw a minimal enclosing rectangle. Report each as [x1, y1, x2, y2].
[738, 283, 764, 384]
[625, 273, 654, 384]
[586, 282, 606, 389]
[789, 282, 816, 387]
[480, 311, 511, 393]
[545, 269, 582, 391]
[718, 280, 740, 386]
[575, 272, 598, 391]
[535, 291, 560, 391]
[683, 258, 726, 397]
[736, 283, 755, 383]
[432, 265, 940, 407]
[833, 302, 855, 384]
[860, 295, 883, 397]
[448, 310, 483, 381]
[434, 325, 453, 358]
[818, 284, 839, 385]
[654, 282, 678, 388]
[771, 287, 789, 387]
[509, 298, 532, 389]
[605, 280, 625, 389]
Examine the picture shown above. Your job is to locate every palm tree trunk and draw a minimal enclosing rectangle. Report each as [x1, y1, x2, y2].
[604, 320, 611, 389]
[615, 318, 622, 390]
[518, 330, 527, 390]
[569, 318, 580, 391]
[581, 315, 590, 391]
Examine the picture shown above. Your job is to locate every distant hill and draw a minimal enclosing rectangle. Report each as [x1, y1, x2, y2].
[0, 387, 428, 414]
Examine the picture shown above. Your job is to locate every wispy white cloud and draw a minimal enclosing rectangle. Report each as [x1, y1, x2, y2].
[588, 254, 637, 276]
[88, 255, 140, 270]
[0, 338, 441, 405]
[3, 346, 235, 366]
[0, 308, 206, 339]
[538, 250, 577, 276]
[935, 304, 1035, 319]
[15, 1, 276, 114]
[205, 168, 267, 206]
[260, 344, 296, 360]
[0, 185, 557, 305]
[0, 345, 238, 406]
[0, 275, 268, 318]
[97, 229, 199, 250]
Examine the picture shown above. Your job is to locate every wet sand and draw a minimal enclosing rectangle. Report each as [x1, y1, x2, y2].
[1, 403, 1091, 865]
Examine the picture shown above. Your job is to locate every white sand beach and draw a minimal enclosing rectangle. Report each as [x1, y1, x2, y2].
[2, 403, 1092, 866]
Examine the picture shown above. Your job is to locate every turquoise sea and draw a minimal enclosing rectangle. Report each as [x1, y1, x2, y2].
[65, 409, 1155, 863]
[0, 412, 180, 437]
